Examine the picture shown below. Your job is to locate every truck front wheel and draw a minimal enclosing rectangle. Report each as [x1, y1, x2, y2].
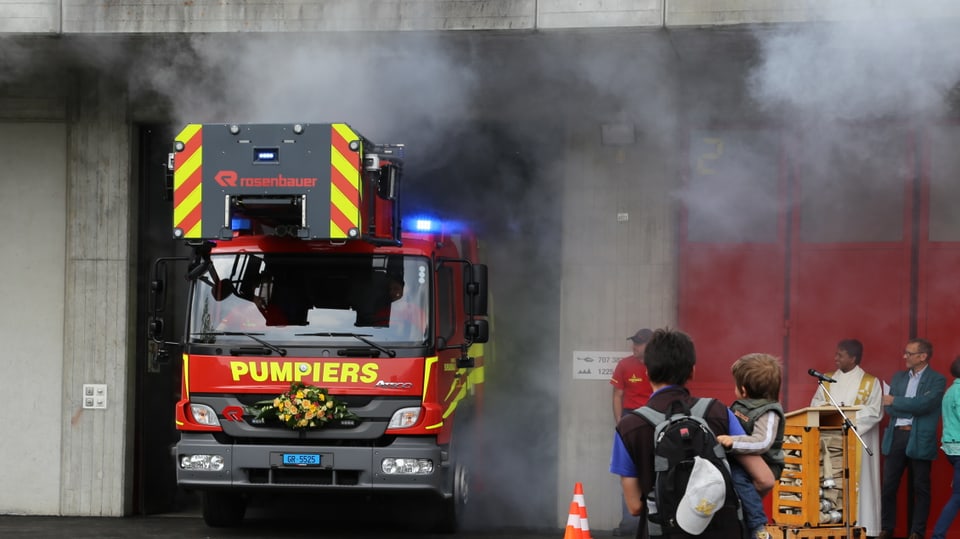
[202, 491, 246, 527]
[435, 460, 469, 533]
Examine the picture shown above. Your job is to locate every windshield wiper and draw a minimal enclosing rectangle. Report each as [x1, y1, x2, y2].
[295, 332, 397, 358]
[195, 331, 287, 357]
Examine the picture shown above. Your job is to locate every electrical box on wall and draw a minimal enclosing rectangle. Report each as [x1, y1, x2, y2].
[82, 384, 107, 409]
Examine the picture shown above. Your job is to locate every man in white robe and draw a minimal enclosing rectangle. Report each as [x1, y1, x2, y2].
[810, 339, 883, 537]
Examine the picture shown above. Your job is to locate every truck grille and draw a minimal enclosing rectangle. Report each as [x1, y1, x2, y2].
[246, 468, 360, 486]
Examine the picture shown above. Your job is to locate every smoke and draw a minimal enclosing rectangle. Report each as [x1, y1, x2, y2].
[747, 5, 960, 121]
[110, 31, 567, 529]
[17, 3, 959, 528]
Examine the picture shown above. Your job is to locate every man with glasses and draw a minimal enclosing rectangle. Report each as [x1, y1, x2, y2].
[878, 338, 946, 539]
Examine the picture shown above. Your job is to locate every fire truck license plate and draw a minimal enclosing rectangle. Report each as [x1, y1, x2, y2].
[282, 453, 321, 466]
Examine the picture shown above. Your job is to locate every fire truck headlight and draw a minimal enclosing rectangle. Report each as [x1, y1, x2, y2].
[381, 458, 434, 475]
[189, 404, 221, 427]
[180, 454, 225, 471]
[387, 407, 421, 429]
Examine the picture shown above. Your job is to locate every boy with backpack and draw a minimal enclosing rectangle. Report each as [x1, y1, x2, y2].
[610, 328, 775, 539]
[715, 353, 785, 539]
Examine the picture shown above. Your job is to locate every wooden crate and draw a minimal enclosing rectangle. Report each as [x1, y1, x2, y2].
[772, 406, 859, 528]
[766, 525, 865, 539]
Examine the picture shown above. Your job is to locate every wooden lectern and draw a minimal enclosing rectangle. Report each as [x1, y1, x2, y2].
[767, 406, 864, 539]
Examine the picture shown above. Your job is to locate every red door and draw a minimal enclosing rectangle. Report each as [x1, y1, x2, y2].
[679, 127, 788, 401]
[917, 122, 960, 539]
[786, 125, 914, 409]
[680, 122, 958, 537]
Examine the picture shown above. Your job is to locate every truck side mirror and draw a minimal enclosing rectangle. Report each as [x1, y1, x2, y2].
[148, 316, 164, 341]
[150, 278, 166, 311]
[383, 165, 398, 200]
[465, 319, 489, 343]
[464, 264, 488, 316]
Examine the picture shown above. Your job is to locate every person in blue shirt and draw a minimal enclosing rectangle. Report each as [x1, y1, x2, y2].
[932, 355, 960, 539]
[609, 328, 774, 539]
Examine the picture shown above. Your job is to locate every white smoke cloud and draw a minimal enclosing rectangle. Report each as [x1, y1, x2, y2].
[748, 6, 960, 120]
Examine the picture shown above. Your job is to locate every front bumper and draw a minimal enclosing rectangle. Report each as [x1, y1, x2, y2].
[175, 433, 449, 496]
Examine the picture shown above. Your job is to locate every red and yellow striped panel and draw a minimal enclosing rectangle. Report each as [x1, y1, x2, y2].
[173, 124, 203, 238]
[329, 123, 361, 238]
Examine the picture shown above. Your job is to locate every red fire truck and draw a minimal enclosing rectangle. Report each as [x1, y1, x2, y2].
[149, 123, 489, 530]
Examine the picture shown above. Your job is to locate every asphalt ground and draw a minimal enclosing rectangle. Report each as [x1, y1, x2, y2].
[0, 488, 603, 538]
[0, 514, 582, 539]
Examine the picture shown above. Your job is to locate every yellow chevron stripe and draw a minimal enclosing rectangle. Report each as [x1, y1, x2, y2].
[423, 357, 442, 429]
[442, 383, 468, 419]
[174, 143, 202, 190]
[468, 365, 485, 387]
[183, 220, 202, 239]
[330, 183, 358, 238]
[330, 180, 359, 217]
[423, 356, 437, 400]
[173, 182, 202, 231]
[332, 123, 358, 143]
[331, 148, 360, 191]
[329, 124, 361, 238]
[173, 125, 203, 237]
[182, 353, 191, 398]
[176, 124, 201, 147]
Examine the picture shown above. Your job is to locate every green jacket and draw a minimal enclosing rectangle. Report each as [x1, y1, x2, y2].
[881, 366, 946, 461]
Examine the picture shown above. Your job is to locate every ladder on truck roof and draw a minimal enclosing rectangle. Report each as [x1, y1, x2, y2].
[168, 123, 402, 245]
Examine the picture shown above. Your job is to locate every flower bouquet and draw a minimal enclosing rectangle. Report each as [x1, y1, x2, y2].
[253, 382, 358, 430]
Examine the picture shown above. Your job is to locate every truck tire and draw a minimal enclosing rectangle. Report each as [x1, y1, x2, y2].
[434, 460, 469, 533]
[201, 491, 246, 527]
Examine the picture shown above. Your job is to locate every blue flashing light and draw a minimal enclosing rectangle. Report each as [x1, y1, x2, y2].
[403, 215, 442, 234]
[413, 218, 437, 232]
[231, 217, 251, 230]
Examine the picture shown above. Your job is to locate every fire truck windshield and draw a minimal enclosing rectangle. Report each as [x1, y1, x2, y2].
[188, 253, 430, 347]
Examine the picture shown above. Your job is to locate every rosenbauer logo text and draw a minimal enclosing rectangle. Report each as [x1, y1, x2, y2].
[230, 361, 378, 383]
[214, 170, 318, 188]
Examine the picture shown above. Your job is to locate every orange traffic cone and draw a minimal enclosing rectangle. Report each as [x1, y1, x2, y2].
[563, 500, 583, 539]
[572, 482, 592, 539]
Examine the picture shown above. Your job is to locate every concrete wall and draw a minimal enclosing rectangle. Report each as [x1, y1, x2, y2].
[555, 123, 679, 528]
[0, 77, 133, 516]
[0, 118, 66, 514]
[3, 0, 959, 34]
[59, 77, 134, 516]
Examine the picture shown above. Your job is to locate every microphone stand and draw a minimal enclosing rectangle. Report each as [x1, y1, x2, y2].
[816, 379, 872, 539]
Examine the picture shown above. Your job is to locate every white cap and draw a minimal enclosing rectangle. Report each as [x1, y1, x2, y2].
[675, 456, 727, 535]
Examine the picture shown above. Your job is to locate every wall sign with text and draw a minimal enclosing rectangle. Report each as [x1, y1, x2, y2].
[572, 351, 624, 381]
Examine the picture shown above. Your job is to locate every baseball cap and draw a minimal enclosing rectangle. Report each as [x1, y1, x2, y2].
[627, 328, 654, 344]
[676, 456, 727, 535]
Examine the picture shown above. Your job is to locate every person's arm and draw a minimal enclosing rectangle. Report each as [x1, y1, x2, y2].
[610, 430, 643, 513]
[735, 453, 775, 495]
[613, 387, 624, 423]
[725, 411, 779, 454]
[722, 406, 774, 493]
[887, 373, 946, 416]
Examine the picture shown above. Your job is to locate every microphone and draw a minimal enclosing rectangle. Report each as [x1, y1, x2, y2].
[808, 368, 837, 383]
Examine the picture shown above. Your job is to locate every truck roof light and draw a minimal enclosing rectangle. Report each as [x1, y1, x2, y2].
[414, 219, 436, 232]
[402, 215, 441, 233]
